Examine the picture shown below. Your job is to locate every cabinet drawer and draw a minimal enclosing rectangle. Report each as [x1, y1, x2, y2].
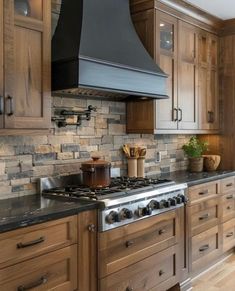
[99, 245, 179, 291]
[221, 177, 235, 193]
[0, 216, 77, 268]
[222, 218, 235, 252]
[221, 193, 235, 222]
[188, 181, 219, 205]
[0, 245, 77, 291]
[189, 197, 220, 236]
[98, 208, 181, 278]
[192, 226, 221, 272]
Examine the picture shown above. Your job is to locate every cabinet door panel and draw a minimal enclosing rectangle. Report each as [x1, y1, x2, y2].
[178, 21, 198, 130]
[4, 0, 50, 129]
[0, 0, 3, 128]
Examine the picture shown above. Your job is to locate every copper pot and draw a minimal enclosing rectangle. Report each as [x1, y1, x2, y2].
[81, 157, 111, 188]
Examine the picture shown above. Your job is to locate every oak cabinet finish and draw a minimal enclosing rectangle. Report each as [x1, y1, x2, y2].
[222, 218, 235, 252]
[0, 0, 51, 132]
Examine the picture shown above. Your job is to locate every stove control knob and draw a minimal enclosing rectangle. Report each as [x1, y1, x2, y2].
[174, 196, 182, 204]
[120, 208, 133, 220]
[159, 200, 166, 209]
[137, 206, 152, 217]
[164, 199, 171, 208]
[178, 194, 187, 203]
[148, 200, 159, 210]
[105, 211, 120, 224]
[168, 198, 177, 206]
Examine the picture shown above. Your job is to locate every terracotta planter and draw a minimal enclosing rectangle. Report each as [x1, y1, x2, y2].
[203, 155, 221, 171]
[188, 157, 204, 173]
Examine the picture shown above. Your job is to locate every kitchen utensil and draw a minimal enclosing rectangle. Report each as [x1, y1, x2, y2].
[81, 157, 111, 188]
[139, 148, 146, 157]
[14, 0, 31, 17]
[123, 144, 130, 158]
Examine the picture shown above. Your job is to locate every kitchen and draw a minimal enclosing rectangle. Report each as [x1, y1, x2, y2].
[0, 0, 234, 290]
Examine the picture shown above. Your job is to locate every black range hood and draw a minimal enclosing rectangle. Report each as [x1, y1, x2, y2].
[52, 0, 168, 100]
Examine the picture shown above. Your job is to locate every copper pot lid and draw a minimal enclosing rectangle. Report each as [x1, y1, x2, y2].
[81, 157, 111, 168]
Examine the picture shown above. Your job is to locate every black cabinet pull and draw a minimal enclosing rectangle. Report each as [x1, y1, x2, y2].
[199, 244, 209, 252]
[226, 232, 234, 238]
[207, 111, 214, 123]
[0, 96, 3, 115]
[227, 206, 232, 210]
[178, 108, 183, 122]
[159, 270, 165, 276]
[6, 95, 14, 116]
[159, 229, 166, 235]
[17, 275, 48, 291]
[226, 183, 233, 187]
[199, 190, 209, 195]
[88, 224, 96, 233]
[126, 287, 133, 291]
[199, 213, 209, 220]
[226, 195, 233, 200]
[173, 108, 178, 122]
[17, 236, 45, 249]
[125, 240, 134, 248]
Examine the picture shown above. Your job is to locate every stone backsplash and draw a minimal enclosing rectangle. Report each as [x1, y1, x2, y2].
[0, 97, 189, 199]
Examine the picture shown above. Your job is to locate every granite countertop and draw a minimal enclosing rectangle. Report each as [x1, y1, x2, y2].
[161, 170, 235, 187]
[0, 195, 99, 234]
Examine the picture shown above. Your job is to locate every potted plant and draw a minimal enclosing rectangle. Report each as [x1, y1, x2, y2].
[182, 136, 208, 172]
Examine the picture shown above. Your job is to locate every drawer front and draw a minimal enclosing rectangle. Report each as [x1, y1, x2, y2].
[189, 197, 220, 236]
[0, 245, 77, 291]
[222, 218, 235, 252]
[98, 208, 181, 278]
[221, 177, 235, 193]
[0, 216, 77, 268]
[188, 181, 219, 205]
[222, 193, 235, 222]
[192, 226, 221, 272]
[99, 245, 179, 291]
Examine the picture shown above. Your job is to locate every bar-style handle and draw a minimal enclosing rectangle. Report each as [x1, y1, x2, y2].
[0, 96, 3, 115]
[178, 108, 183, 122]
[226, 195, 233, 200]
[199, 213, 209, 220]
[226, 232, 234, 238]
[199, 190, 209, 195]
[17, 275, 48, 291]
[6, 95, 14, 116]
[173, 108, 178, 122]
[159, 229, 166, 235]
[17, 236, 45, 249]
[226, 183, 233, 187]
[159, 270, 165, 276]
[125, 240, 134, 248]
[199, 244, 209, 252]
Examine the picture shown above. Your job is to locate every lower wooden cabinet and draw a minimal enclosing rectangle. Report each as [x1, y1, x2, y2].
[222, 218, 235, 252]
[99, 245, 179, 291]
[0, 245, 77, 291]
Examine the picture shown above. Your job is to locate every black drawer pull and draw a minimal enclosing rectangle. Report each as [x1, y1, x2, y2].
[125, 240, 134, 248]
[159, 270, 165, 276]
[199, 244, 209, 252]
[6, 95, 14, 116]
[199, 213, 209, 220]
[17, 236, 45, 249]
[199, 190, 209, 195]
[88, 224, 96, 233]
[159, 229, 166, 235]
[226, 195, 233, 200]
[0, 96, 3, 115]
[227, 206, 232, 210]
[226, 232, 234, 238]
[126, 287, 133, 291]
[226, 183, 233, 187]
[17, 275, 48, 291]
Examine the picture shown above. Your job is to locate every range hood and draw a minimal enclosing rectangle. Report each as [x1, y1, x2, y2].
[52, 0, 168, 100]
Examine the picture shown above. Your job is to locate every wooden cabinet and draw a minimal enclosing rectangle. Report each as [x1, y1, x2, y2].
[128, 1, 219, 134]
[0, 0, 51, 133]
[0, 216, 78, 291]
[222, 218, 235, 252]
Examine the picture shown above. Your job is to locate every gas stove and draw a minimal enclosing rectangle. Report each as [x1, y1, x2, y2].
[40, 174, 188, 231]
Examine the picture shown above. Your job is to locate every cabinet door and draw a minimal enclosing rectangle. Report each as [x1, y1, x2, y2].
[0, 0, 3, 128]
[178, 21, 198, 130]
[155, 11, 178, 130]
[4, 0, 51, 129]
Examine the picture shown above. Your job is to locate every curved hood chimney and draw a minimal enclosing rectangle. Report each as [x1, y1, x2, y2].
[52, 0, 168, 100]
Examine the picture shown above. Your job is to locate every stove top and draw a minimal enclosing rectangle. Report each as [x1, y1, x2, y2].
[41, 176, 174, 201]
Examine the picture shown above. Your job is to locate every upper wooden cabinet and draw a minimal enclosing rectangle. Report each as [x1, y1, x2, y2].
[127, 2, 219, 134]
[0, 0, 51, 132]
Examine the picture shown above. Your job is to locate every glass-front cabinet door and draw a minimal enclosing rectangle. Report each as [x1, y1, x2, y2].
[155, 11, 178, 131]
[4, 0, 51, 129]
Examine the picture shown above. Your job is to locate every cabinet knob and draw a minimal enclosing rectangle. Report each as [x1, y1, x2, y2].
[126, 287, 133, 291]
[88, 224, 96, 233]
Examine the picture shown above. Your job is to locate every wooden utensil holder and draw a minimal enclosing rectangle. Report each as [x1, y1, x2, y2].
[137, 157, 145, 178]
[127, 158, 137, 177]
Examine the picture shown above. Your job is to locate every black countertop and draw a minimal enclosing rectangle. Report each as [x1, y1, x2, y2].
[161, 170, 235, 187]
[0, 170, 235, 234]
[0, 195, 99, 234]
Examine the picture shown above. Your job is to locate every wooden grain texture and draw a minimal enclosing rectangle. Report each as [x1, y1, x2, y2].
[98, 209, 180, 278]
[222, 218, 235, 252]
[4, 0, 51, 129]
[78, 210, 98, 291]
[99, 245, 179, 291]
[0, 245, 77, 291]
[0, 215, 77, 269]
[0, 0, 3, 129]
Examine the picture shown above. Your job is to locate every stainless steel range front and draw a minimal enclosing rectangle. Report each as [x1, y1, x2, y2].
[40, 175, 188, 231]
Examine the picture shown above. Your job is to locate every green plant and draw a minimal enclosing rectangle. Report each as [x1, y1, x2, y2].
[182, 136, 208, 158]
